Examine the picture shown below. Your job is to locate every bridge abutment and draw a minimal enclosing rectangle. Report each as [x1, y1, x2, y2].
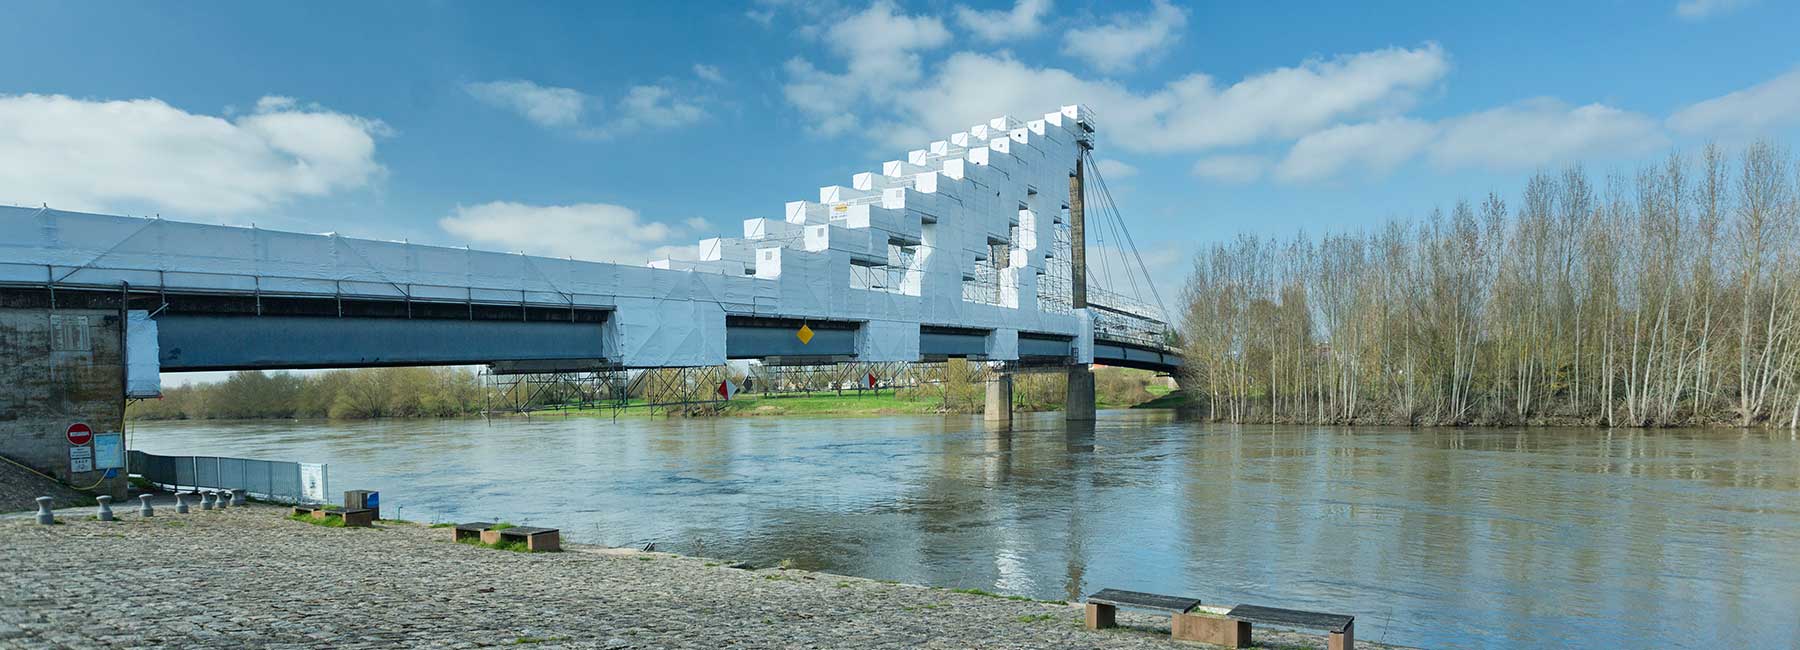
[1065, 366, 1096, 421]
[0, 299, 129, 500]
[984, 374, 1013, 425]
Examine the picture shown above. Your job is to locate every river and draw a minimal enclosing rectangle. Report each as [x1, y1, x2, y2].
[127, 411, 1800, 649]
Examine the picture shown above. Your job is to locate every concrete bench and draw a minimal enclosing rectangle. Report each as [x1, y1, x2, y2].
[1226, 604, 1355, 650]
[293, 506, 375, 527]
[480, 525, 561, 552]
[450, 522, 497, 542]
[1085, 589, 1246, 644]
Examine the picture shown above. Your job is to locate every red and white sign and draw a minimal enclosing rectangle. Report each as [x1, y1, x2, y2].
[716, 379, 739, 400]
[66, 423, 93, 446]
[861, 372, 878, 390]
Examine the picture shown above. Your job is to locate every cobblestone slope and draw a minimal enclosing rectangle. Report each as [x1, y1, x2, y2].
[0, 505, 1406, 649]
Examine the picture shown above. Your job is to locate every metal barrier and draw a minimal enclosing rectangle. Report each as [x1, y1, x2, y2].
[128, 450, 328, 504]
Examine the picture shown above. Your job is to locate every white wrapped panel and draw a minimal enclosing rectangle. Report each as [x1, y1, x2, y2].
[754, 246, 784, 279]
[1074, 309, 1094, 364]
[744, 217, 801, 240]
[988, 328, 1019, 361]
[126, 310, 160, 398]
[858, 320, 920, 362]
[610, 297, 726, 367]
[820, 186, 877, 204]
[699, 237, 756, 263]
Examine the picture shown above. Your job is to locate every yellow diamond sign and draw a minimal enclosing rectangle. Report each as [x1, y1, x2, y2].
[796, 323, 815, 345]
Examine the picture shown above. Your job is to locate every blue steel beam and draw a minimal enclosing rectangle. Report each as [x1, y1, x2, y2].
[159, 315, 608, 371]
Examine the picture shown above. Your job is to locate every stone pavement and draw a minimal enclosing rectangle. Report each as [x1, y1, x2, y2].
[0, 504, 1408, 649]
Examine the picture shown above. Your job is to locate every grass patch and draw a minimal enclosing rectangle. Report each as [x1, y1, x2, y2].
[165, 520, 186, 528]
[947, 587, 1065, 604]
[1133, 389, 1193, 410]
[637, 556, 655, 561]
[835, 581, 852, 588]
[1015, 613, 1058, 623]
[951, 588, 1035, 602]
[490, 522, 516, 531]
[287, 512, 346, 528]
[510, 636, 566, 645]
[455, 536, 533, 553]
[704, 562, 720, 567]
[428, 522, 455, 529]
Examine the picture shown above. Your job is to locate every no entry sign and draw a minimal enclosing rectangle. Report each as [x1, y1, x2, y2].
[66, 423, 93, 446]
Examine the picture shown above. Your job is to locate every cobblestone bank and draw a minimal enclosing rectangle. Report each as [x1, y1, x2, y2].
[1, 504, 1410, 649]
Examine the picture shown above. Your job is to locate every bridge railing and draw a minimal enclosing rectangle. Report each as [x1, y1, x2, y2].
[0, 260, 613, 314]
[129, 450, 329, 504]
[1088, 287, 1172, 349]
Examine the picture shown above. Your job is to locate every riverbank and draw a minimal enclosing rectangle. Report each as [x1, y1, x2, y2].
[2, 502, 1413, 649]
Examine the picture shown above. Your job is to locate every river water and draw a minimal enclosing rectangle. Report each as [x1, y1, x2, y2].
[128, 411, 1800, 649]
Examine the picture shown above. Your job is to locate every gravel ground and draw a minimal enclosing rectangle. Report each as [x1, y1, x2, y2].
[0, 503, 1412, 649]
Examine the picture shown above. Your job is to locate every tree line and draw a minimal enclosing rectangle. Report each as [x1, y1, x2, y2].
[129, 364, 1166, 421]
[128, 367, 485, 420]
[1179, 141, 1800, 428]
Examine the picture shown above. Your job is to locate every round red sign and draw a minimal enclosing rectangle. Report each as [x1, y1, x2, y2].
[66, 423, 92, 446]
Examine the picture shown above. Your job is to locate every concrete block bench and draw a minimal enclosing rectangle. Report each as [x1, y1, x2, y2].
[292, 506, 375, 528]
[1225, 604, 1355, 650]
[480, 525, 561, 552]
[1084, 589, 1248, 645]
[450, 522, 496, 542]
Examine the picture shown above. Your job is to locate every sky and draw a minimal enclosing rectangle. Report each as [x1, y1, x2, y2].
[4, 0, 1800, 317]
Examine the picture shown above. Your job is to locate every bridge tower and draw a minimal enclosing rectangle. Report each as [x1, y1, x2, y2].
[1065, 141, 1097, 421]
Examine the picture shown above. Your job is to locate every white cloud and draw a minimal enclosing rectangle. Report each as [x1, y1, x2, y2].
[1676, 0, 1753, 19]
[0, 93, 387, 216]
[955, 0, 1051, 42]
[1190, 155, 1269, 184]
[887, 44, 1448, 154]
[1060, 0, 1187, 73]
[1276, 118, 1437, 182]
[466, 79, 706, 139]
[783, 1, 951, 135]
[1668, 66, 1800, 136]
[1094, 158, 1137, 179]
[693, 64, 726, 84]
[1430, 98, 1664, 170]
[438, 201, 692, 264]
[464, 80, 587, 128]
[586, 85, 707, 139]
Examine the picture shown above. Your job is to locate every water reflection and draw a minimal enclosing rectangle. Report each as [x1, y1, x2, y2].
[130, 414, 1800, 649]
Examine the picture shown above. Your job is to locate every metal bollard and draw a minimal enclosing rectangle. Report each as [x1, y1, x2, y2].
[231, 489, 247, 507]
[139, 494, 155, 517]
[215, 491, 229, 509]
[96, 495, 114, 522]
[175, 493, 190, 514]
[201, 492, 214, 510]
[35, 496, 54, 525]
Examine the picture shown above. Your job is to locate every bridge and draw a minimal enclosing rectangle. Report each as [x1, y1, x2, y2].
[0, 104, 1179, 489]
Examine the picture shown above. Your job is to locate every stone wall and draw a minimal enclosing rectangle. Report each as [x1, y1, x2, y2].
[0, 290, 128, 499]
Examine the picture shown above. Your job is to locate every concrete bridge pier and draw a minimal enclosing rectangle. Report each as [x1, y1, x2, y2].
[984, 374, 1013, 425]
[1, 294, 131, 501]
[1065, 366, 1096, 421]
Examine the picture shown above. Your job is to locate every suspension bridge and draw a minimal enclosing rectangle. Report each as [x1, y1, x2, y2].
[0, 104, 1179, 484]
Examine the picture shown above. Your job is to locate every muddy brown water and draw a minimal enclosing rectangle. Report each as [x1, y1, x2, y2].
[129, 412, 1800, 649]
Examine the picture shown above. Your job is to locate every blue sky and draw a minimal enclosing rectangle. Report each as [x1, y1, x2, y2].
[3, 0, 1799, 287]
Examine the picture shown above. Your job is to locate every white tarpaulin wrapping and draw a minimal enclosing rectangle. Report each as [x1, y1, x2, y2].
[609, 297, 726, 367]
[125, 310, 160, 398]
[0, 105, 1135, 369]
